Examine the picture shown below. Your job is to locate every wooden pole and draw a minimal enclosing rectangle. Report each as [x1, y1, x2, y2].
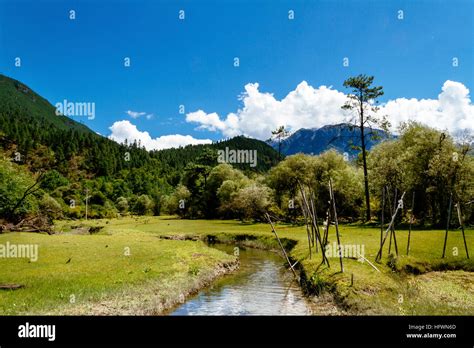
[442, 192, 453, 258]
[388, 224, 393, 253]
[387, 187, 393, 254]
[299, 184, 327, 264]
[308, 187, 315, 247]
[299, 186, 313, 259]
[309, 191, 320, 252]
[406, 191, 415, 256]
[380, 187, 385, 258]
[323, 208, 330, 247]
[323, 208, 331, 267]
[265, 213, 298, 278]
[329, 178, 344, 273]
[375, 192, 406, 262]
[355, 251, 381, 272]
[456, 203, 470, 259]
[392, 188, 399, 256]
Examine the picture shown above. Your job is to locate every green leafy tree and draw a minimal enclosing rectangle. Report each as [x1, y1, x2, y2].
[134, 194, 153, 215]
[369, 122, 474, 226]
[230, 184, 274, 221]
[205, 164, 248, 217]
[0, 157, 40, 221]
[271, 125, 289, 161]
[40, 170, 69, 191]
[163, 184, 191, 217]
[342, 74, 388, 221]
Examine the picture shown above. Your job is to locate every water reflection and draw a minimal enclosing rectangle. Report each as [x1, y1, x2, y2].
[170, 245, 316, 315]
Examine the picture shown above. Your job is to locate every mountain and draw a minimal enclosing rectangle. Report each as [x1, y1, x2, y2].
[0, 74, 279, 175]
[0, 74, 281, 222]
[268, 123, 391, 158]
[0, 74, 94, 134]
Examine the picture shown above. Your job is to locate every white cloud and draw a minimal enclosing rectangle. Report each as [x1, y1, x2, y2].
[185, 80, 474, 140]
[108, 120, 212, 150]
[127, 110, 154, 120]
[381, 80, 474, 134]
[126, 110, 147, 119]
[186, 82, 347, 139]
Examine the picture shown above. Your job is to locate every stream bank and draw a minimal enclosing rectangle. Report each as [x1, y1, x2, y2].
[162, 234, 342, 315]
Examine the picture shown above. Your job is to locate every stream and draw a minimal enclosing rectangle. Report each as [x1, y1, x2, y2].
[170, 244, 321, 315]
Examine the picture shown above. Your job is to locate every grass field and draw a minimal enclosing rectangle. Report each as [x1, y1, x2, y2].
[0, 220, 237, 315]
[0, 216, 473, 315]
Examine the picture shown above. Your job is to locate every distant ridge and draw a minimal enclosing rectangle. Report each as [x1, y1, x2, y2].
[267, 123, 391, 158]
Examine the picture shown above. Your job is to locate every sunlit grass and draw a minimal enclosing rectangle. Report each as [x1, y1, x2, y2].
[1, 216, 472, 315]
[0, 225, 235, 315]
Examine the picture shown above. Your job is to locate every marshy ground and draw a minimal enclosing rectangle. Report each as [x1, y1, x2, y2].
[0, 216, 472, 315]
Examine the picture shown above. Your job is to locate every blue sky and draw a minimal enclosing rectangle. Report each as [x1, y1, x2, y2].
[0, 0, 473, 149]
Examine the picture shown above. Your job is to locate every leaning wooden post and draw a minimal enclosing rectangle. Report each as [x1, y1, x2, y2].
[299, 185, 313, 259]
[308, 187, 316, 247]
[265, 213, 298, 278]
[299, 191, 312, 259]
[314, 207, 332, 268]
[380, 187, 385, 258]
[455, 203, 470, 259]
[387, 187, 393, 254]
[309, 192, 320, 252]
[392, 188, 399, 256]
[321, 208, 331, 267]
[323, 207, 330, 247]
[406, 191, 415, 256]
[442, 192, 453, 258]
[329, 178, 344, 273]
[355, 251, 381, 272]
[300, 184, 328, 264]
[375, 192, 406, 262]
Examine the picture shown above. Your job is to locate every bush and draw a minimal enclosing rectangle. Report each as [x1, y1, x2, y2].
[230, 184, 274, 221]
[40, 170, 69, 191]
[39, 194, 63, 220]
[116, 196, 129, 214]
[134, 194, 154, 215]
[162, 185, 191, 217]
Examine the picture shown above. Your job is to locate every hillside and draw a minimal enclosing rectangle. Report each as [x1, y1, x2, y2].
[0, 74, 281, 222]
[0, 74, 94, 134]
[154, 136, 279, 172]
[0, 74, 279, 175]
[268, 123, 391, 158]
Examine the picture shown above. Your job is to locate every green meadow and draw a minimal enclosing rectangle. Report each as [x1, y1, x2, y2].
[0, 216, 473, 315]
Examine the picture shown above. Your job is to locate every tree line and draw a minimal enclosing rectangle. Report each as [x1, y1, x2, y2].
[0, 74, 472, 228]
